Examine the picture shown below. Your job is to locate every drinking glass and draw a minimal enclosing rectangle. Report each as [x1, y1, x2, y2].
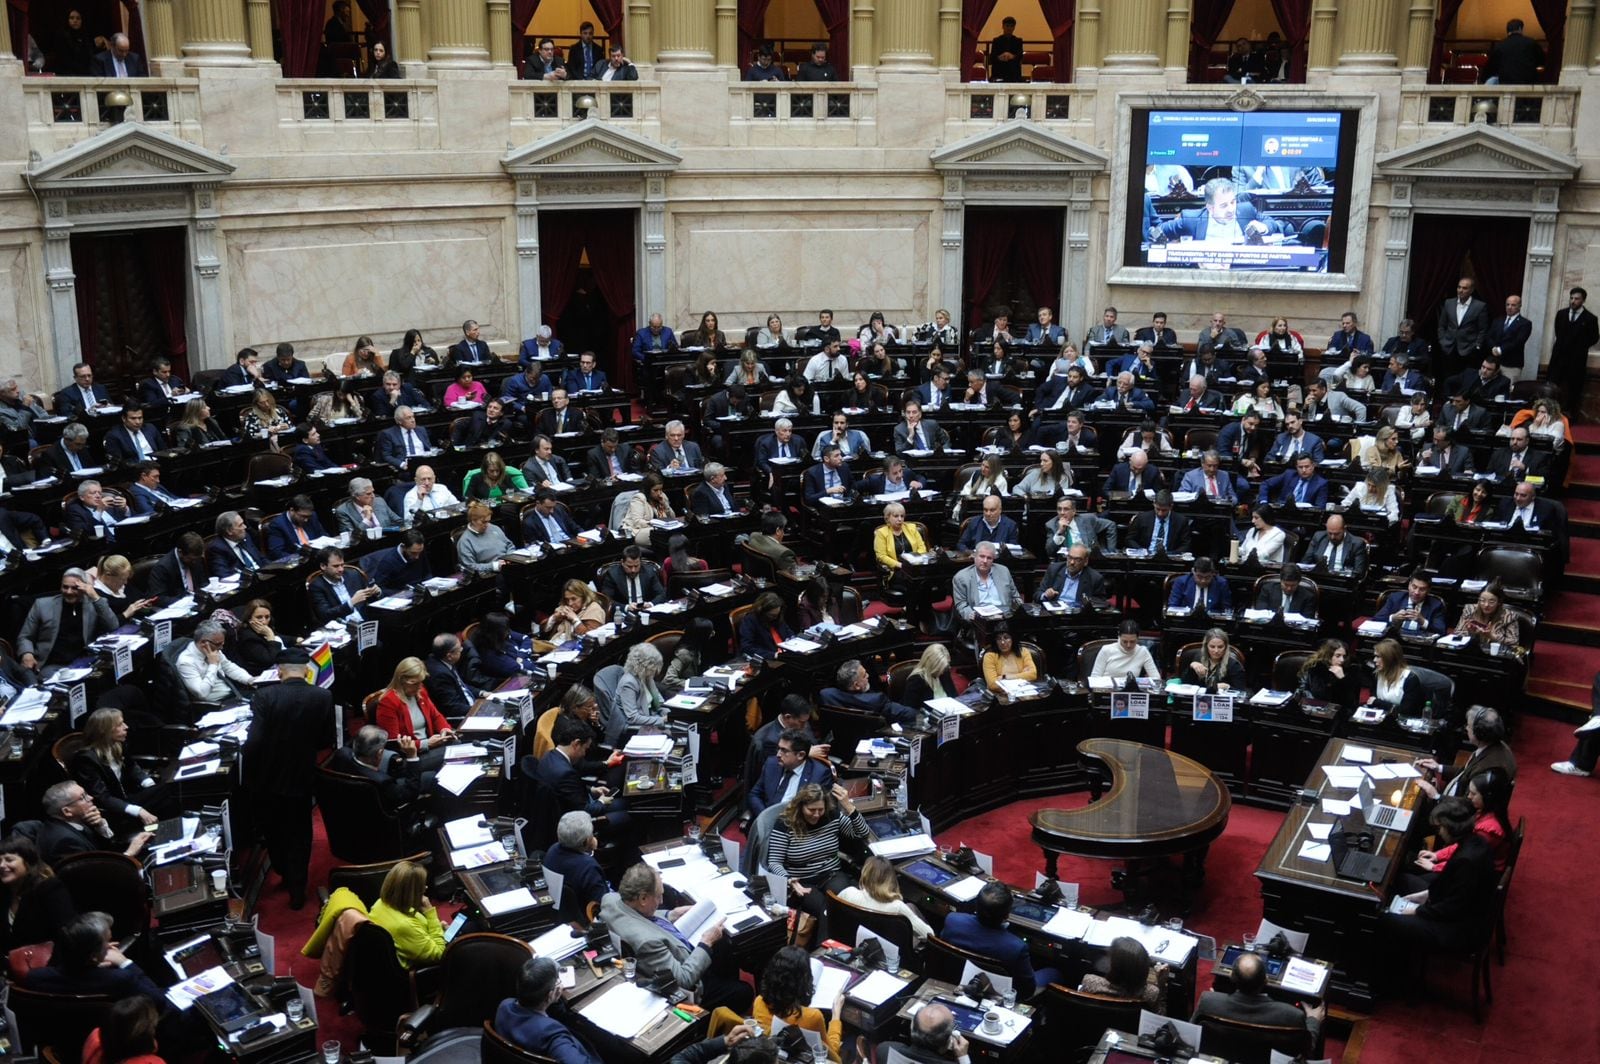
[286, 999, 305, 1023]
[623, 957, 637, 982]
[322, 1040, 342, 1064]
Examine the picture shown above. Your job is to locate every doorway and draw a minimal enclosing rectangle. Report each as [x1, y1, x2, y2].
[537, 209, 639, 392]
[1405, 212, 1529, 376]
[962, 206, 1065, 336]
[69, 226, 190, 388]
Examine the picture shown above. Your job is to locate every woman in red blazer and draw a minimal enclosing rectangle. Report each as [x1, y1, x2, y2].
[374, 657, 457, 748]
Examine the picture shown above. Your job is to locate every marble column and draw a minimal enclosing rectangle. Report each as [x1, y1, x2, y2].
[937, 0, 960, 70]
[628, 0, 653, 71]
[143, 0, 179, 63]
[939, 177, 964, 319]
[1525, 185, 1561, 376]
[245, 0, 273, 63]
[0, 4, 11, 57]
[1100, 0, 1161, 72]
[513, 180, 542, 336]
[487, 0, 512, 66]
[1164, 0, 1191, 72]
[643, 175, 670, 321]
[396, 0, 424, 65]
[851, 0, 874, 77]
[715, 0, 737, 67]
[654, 0, 714, 68]
[1402, 0, 1433, 73]
[879, 0, 935, 71]
[1378, 181, 1416, 349]
[1333, 0, 1398, 73]
[427, 0, 492, 68]
[1566, 0, 1595, 74]
[181, 0, 252, 67]
[42, 200, 83, 375]
[1074, 0, 1100, 73]
[1307, 0, 1338, 72]
[189, 188, 228, 375]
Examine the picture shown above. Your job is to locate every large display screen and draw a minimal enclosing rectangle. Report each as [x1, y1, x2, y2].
[1124, 109, 1358, 274]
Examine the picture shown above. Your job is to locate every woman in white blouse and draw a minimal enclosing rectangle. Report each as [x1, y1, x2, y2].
[1393, 390, 1432, 443]
[1342, 467, 1401, 524]
[837, 856, 935, 944]
[1238, 506, 1287, 566]
[1091, 620, 1162, 681]
[1232, 378, 1285, 421]
[957, 455, 1009, 503]
[771, 376, 821, 416]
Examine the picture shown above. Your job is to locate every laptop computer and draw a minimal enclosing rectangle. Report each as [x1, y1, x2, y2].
[1329, 812, 1390, 883]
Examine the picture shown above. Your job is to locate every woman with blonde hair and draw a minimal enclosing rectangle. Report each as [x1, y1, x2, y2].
[1454, 581, 1521, 652]
[375, 657, 456, 747]
[838, 855, 935, 944]
[457, 500, 513, 575]
[462, 450, 528, 502]
[767, 783, 870, 941]
[1360, 424, 1411, 478]
[902, 644, 953, 705]
[171, 396, 228, 449]
[90, 555, 156, 621]
[541, 579, 607, 644]
[1506, 396, 1571, 450]
[1185, 627, 1244, 692]
[240, 388, 292, 443]
[1369, 638, 1424, 716]
[1342, 466, 1401, 524]
[368, 860, 445, 969]
[725, 349, 770, 388]
[873, 501, 926, 588]
[71, 707, 161, 832]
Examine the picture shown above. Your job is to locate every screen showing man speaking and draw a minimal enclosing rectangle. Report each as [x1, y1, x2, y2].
[1127, 110, 1355, 274]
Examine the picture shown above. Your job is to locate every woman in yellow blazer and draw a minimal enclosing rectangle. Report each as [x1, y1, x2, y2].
[366, 860, 446, 969]
[873, 501, 926, 590]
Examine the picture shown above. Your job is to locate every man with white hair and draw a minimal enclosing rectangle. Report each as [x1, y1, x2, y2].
[62, 480, 126, 541]
[649, 420, 703, 472]
[334, 476, 405, 537]
[952, 542, 1022, 623]
[542, 810, 612, 922]
[374, 406, 432, 469]
[91, 32, 146, 77]
[519, 324, 565, 367]
[177, 620, 255, 702]
[402, 465, 459, 522]
[17, 568, 118, 676]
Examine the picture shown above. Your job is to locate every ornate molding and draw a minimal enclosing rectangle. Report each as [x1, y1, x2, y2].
[1226, 88, 1266, 112]
[66, 194, 189, 217]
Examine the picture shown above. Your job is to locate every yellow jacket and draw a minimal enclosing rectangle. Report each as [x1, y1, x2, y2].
[755, 998, 843, 1062]
[874, 522, 926, 570]
[368, 900, 446, 969]
[983, 648, 1038, 688]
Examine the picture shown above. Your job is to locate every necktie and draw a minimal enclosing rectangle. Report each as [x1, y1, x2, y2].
[653, 916, 692, 949]
[83, 388, 95, 408]
[1206, 475, 1218, 496]
[134, 432, 150, 459]
[1152, 518, 1165, 551]
[235, 543, 257, 571]
[406, 431, 419, 455]
[1507, 317, 1514, 328]
[914, 429, 925, 449]
[1295, 480, 1306, 503]
[1197, 587, 1207, 610]
[295, 522, 309, 545]
[778, 443, 787, 459]
[585, 374, 593, 390]
[675, 448, 686, 465]
[181, 562, 193, 593]
[629, 576, 641, 603]
[1329, 543, 1341, 569]
[1573, 310, 1579, 322]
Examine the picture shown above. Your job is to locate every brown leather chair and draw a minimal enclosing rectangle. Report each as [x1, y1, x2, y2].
[327, 851, 433, 909]
[9, 984, 114, 1064]
[399, 933, 532, 1048]
[1195, 1014, 1310, 1063]
[924, 934, 1015, 990]
[481, 1021, 560, 1064]
[1271, 650, 1311, 692]
[1077, 637, 1115, 681]
[54, 851, 152, 944]
[1037, 984, 1144, 1064]
[825, 890, 919, 964]
[244, 451, 294, 487]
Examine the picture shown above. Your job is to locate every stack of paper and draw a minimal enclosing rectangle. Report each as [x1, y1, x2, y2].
[868, 833, 937, 860]
[450, 841, 508, 868]
[578, 983, 668, 1039]
[444, 815, 493, 848]
[531, 924, 590, 961]
[623, 734, 674, 758]
[848, 969, 911, 1006]
[481, 887, 537, 916]
[777, 637, 824, 653]
[436, 763, 485, 796]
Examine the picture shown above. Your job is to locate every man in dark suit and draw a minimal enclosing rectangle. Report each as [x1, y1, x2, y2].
[331, 724, 433, 815]
[368, 372, 427, 421]
[1440, 393, 1496, 435]
[1487, 425, 1551, 480]
[942, 882, 1060, 997]
[1303, 514, 1368, 576]
[126, 461, 189, 514]
[956, 495, 1020, 550]
[1481, 18, 1545, 85]
[690, 463, 744, 516]
[802, 445, 854, 507]
[135, 358, 188, 407]
[23, 913, 167, 1002]
[566, 22, 605, 79]
[1483, 295, 1533, 380]
[360, 531, 432, 591]
[987, 16, 1024, 81]
[586, 429, 640, 481]
[754, 420, 807, 478]
[523, 37, 567, 81]
[541, 813, 612, 926]
[0, 505, 46, 557]
[1255, 564, 1318, 616]
[534, 717, 625, 821]
[1176, 374, 1226, 413]
[1127, 492, 1191, 554]
[1168, 558, 1233, 613]
[1105, 372, 1156, 413]
[533, 389, 584, 438]
[819, 659, 917, 726]
[599, 547, 667, 606]
[1437, 277, 1491, 380]
[523, 436, 581, 490]
[649, 421, 704, 472]
[261, 342, 311, 385]
[914, 366, 955, 411]
[599, 45, 639, 81]
[218, 347, 264, 389]
[745, 728, 834, 817]
[309, 547, 381, 624]
[1133, 313, 1179, 347]
[242, 649, 335, 907]
[1260, 454, 1330, 508]
[425, 633, 484, 719]
[1497, 480, 1568, 563]
[62, 481, 127, 542]
[894, 403, 949, 452]
[1265, 412, 1326, 463]
[859, 455, 925, 496]
[148, 534, 208, 602]
[1159, 178, 1286, 243]
[1192, 951, 1322, 1051]
[101, 405, 166, 466]
[208, 510, 267, 577]
[1417, 425, 1475, 477]
[1550, 285, 1600, 411]
[1374, 571, 1448, 635]
[53, 363, 110, 418]
[33, 781, 152, 867]
[90, 34, 146, 77]
[263, 495, 328, 558]
[374, 407, 433, 470]
[630, 314, 678, 362]
[1216, 411, 1267, 474]
[1378, 352, 1429, 395]
[1102, 451, 1164, 496]
[450, 319, 492, 365]
[523, 490, 581, 545]
[1037, 545, 1108, 606]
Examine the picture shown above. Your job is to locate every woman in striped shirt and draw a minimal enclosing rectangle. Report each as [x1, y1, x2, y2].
[766, 783, 870, 941]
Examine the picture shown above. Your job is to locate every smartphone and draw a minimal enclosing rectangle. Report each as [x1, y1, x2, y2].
[443, 912, 470, 943]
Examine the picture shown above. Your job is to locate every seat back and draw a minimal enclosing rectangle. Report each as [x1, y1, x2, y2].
[1409, 665, 1455, 715]
[346, 921, 416, 1055]
[9, 984, 114, 1063]
[745, 802, 787, 877]
[54, 851, 151, 944]
[244, 451, 294, 486]
[738, 542, 776, 582]
[1272, 651, 1311, 692]
[327, 851, 433, 910]
[592, 664, 625, 746]
[1426, 490, 1462, 517]
[314, 759, 410, 865]
[481, 1021, 561, 1064]
[532, 707, 562, 760]
[1173, 641, 1247, 677]
[1475, 546, 1543, 598]
[431, 934, 535, 1030]
[825, 890, 917, 961]
[887, 660, 917, 702]
[924, 935, 1010, 986]
[1037, 984, 1143, 1064]
[1195, 1015, 1309, 1064]
[1077, 638, 1114, 680]
[669, 565, 734, 593]
[608, 490, 640, 531]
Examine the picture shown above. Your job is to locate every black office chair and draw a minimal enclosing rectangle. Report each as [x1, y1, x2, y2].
[315, 757, 411, 865]
[825, 890, 919, 967]
[1195, 1015, 1310, 1064]
[1037, 984, 1144, 1064]
[9, 984, 114, 1063]
[54, 851, 151, 945]
[481, 1021, 561, 1064]
[400, 933, 533, 1050]
[924, 935, 1012, 988]
[327, 851, 433, 910]
[344, 921, 419, 1055]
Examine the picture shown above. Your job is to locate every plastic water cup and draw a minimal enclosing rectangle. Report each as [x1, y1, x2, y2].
[322, 1040, 342, 1064]
[623, 957, 637, 982]
[286, 999, 305, 1023]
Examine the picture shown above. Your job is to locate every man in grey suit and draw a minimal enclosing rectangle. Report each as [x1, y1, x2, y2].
[1043, 497, 1117, 554]
[952, 542, 1022, 624]
[743, 512, 798, 574]
[334, 477, 406, 538]
[598, 864, 753, 1012]
[1437, 277, 1490, 382]
[17, 568, 118, 677]
[893, 401, 948, 453]
[1302, 514, 1368, 577]
[1192, 952, 1323, 1054]
[1082, 306, 1131, 354]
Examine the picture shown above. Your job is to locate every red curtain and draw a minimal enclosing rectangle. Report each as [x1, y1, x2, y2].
[538, 213, 589, 336]
[1268, 0, 1311, 82]
[7, 0, 26, 62]
[584, 212, 639, 395]
[1187, 0, 1236, 82]
[1429, 0, 1467, 83]
[1015, 213, 1063, 319]
[1467, 218, 1531, 327]
[1038, 0, 1074, 82]
[959, 0, 999, 82]
[511, 0, 539, 68]
[1403, 214, 1495, 343]
[144, 227, 189, 374]
[275, 0, 326, 76]
[1527, 0, 1565, 83]
[963, 213, 1016, 330]
[588, 0, 624, 50]
[354, 0, 390, 50]
[737, 0, 773, 71]
[811, 0, 848, 75]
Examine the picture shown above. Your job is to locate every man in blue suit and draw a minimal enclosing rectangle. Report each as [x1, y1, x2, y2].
[630, 315, 678, 362]
[915, 365, 955, 412]
[264, 495, 328, 559]
[1265, 412, 1326, 463]
[360, 530, 432, 591]
[941, 882, 1061, 998]
[754, 420, 807, 477]
[802, 445, 855, 507]
[102, 405, 166, 466]
[127, 462, 190, 514]
[518, 325, 565, 367]
[368, 372, 427, 420]
[374, 407, 433, 470]
[135, 358, 188, 407]
[1259, 454, 1329, 508]
[52, 363, 111, 418]
[208, 511, 268, 577]
[956, 495, 1020, 550]
[523, 490, 581, 545]
[500, 367, 553, 413]
[541, 812, 612, 926]
[1373, 571, 1448, 635]
[1167, 557, 1232, 613]
[534, 717, 629, 827]
[820, 659, 918, 726]
[1178, 451, 1248, 502]
[262, 343, 311, 385]
[309, 547, 380, 624]
[1102, 450, 1165, 497]
[563, 351, 610, 393]
[1107, 371, 1156, 412]
[746, 729, 833, 817]
[494, 957, 602, 1063]
[1157, 177, 1286, 244]
[1484, 294, 1533, 380]
[450, 320, 492, 365]
[1323, 312, 1375, 360]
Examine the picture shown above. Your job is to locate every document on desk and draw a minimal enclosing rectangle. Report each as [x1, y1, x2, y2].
[623, 733, 675, 758]
[1041, 907, 1092, 941]
[443, 743, 489, 761]
[1321, 765, 1366, 789]
[435, 763, 484, 796]
[848, 969, 911, 1006]
[531, 924, 589, 961]
[444, 815, 494, 848]
[579, 983, 668, 1040]
[1279, 957, 1328, 995]
[481, 887, 537, 916]
[1297, 840, 1332, 862]
[459, 715, 505, 732]
[1320, 798, 1354, 815]
[1305, 822, 1333, 841]
[942, 876, 985, 903]
[777, 637, 824, 653]
[0, 688, 51, 725]
[1341, 744, 1374, 764]
[167, 965, 233, 1010]
[449, 841, 508, 869]
[808, 960, 856, 1011]
[868, 833, 937, 860]
[1085, 916, 1145, 948]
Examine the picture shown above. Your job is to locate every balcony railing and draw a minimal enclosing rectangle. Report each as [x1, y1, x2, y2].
[944, 84, 1086, 137]
[274, 79, 441, 150]
[1398, 85, 1578, 154]
[508, 83, 662, 137]
[728, 84, 878, 146]
[22, 77, 201, 152]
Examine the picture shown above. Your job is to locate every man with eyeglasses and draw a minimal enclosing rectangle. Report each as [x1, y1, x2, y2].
[35, 780, 152, 866]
